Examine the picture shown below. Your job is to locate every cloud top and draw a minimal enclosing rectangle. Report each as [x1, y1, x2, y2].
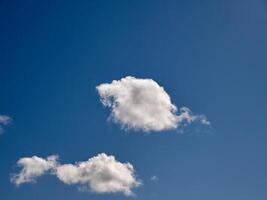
[11, 153, 141, 196]
[96, 76, 209, 132]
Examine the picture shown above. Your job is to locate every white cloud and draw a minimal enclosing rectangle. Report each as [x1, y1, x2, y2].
[0, 114, 12, 135]
[177, 107, 210, 125]
[150, 175, 158, 181]
[56, 153, 141, 196]
[11, 155, 58, 186]
[11, 153, 141, 196]
[96, 76, 209, 132]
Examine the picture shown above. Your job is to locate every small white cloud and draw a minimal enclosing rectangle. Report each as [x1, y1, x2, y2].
[150, 176, 158, 181]
[96, 76, 209, 132]
[11, 155, 58, 186]
[11, 153, 141, 196]
[0, 114, 12, 135]
[177, 107, 210, 125]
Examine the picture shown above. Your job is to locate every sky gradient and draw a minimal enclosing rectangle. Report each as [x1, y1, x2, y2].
[1, 0, 267, 199]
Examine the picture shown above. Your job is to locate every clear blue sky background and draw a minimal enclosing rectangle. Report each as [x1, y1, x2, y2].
[1, 0, 267, 199]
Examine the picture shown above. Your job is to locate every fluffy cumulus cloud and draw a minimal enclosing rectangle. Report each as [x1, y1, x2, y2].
[11, 155, 59, 186]
[11, 153, 141, 196]
[0, 114, 12, 134]
[56, 153, 141, 196]
[96, 76, 209, 132]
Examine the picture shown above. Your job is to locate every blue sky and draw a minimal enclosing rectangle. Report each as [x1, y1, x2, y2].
[1, 0, 267, 199]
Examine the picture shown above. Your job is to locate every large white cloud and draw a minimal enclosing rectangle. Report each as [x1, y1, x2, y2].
[96, 76, 209, 132]
[56, 153, 141, 196]
[11, 153, 141, 196]
[11, 155, 58, 186]
[0, 114, 12, 135]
